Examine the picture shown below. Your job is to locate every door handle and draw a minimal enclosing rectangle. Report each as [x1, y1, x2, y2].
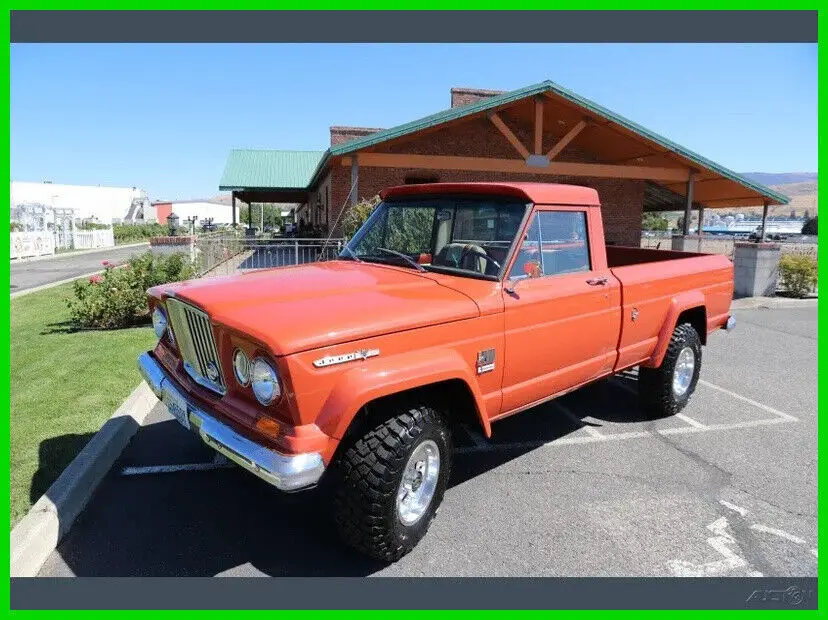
[586, 277, 608, 286]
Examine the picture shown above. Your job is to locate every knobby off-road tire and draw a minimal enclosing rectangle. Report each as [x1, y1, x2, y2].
[638, 322, 702, 418]
[332, 402, 453, 562]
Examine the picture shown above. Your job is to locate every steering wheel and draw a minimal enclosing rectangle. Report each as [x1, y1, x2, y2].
[459, 244, 501, 273]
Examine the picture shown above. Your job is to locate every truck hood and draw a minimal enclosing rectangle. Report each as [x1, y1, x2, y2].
[158, 261, 480, 356]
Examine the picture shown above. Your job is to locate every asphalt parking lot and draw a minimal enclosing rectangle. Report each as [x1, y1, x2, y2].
[39, 306, 817, 577]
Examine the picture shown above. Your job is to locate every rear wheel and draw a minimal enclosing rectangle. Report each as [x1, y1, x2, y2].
[331, 401, 453, 562]
[639, 323, 702, 418]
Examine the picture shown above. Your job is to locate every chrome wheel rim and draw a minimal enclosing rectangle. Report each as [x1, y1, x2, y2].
[672, 347, 696, 397]
[396, 439, 440, 526]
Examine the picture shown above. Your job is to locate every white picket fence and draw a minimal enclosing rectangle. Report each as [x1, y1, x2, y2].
[11, 226, 115, 260]
[71, 228, 114, 250]
[10, 231, 56, 259]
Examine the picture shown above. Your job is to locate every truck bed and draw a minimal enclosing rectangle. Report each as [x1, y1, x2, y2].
[606, 245, 708, 268]
[605, 245, 734, 371]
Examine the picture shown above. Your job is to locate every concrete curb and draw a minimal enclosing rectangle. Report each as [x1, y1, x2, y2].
[731, 296, 818, 310]
[10, 241, 149, 264]
[10, 381, 158, 577]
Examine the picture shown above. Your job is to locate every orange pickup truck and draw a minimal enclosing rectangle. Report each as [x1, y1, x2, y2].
[138, 182, 735, 561]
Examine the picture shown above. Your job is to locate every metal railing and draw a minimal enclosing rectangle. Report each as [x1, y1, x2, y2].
[639, 235, 818, 261]
[195, 237, 346, 277]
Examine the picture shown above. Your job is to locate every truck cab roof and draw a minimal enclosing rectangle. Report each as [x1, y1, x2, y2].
[380, 182, 601, 207]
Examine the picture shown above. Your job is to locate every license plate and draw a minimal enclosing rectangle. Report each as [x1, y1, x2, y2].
[162, 384, 190, 430]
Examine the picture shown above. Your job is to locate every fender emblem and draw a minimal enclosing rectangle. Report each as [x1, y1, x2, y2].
[631, 308, 639, 321]
[477, 349, 496, 375]
[313, 348, 380, 368]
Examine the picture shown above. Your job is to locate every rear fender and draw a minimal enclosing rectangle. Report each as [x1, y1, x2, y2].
[314, 348, 490, 440]
[643, 291, 705, 368]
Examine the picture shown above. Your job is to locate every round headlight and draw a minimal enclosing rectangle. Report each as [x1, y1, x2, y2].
[233, 349, 251, 386]
[152, 306, 167, 339]
[251, 358, 281, 405]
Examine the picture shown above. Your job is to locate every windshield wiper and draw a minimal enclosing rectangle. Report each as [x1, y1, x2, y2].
[374, 247, 426, 272]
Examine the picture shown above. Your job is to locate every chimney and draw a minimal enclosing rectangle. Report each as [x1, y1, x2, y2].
[450, 87, 506, 109]
[329, 126, 385, 146]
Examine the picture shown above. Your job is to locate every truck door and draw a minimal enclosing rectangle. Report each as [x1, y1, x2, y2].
[500, 207, 621, 414]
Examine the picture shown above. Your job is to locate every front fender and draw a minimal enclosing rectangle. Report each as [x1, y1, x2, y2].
[644, 290, 705, 368]
[314, 348, 491, 440]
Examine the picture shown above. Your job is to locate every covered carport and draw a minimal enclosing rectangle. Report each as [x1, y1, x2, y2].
[330, 81, 789, 241]
[219, 149, 323, 229]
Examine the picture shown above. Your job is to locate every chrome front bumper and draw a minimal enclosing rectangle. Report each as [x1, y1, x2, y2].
[137, 352, 325, 492]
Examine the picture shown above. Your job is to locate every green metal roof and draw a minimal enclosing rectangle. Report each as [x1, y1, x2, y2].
[326, 80, 788, 205]
[221, 80, 788, 206]
[219, 149, 325, 190]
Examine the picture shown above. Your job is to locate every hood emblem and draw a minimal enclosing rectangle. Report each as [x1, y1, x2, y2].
[205, 361, 220, 382]
[313, 348, 380, 368]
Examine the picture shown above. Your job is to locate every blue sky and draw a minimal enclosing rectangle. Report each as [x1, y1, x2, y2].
[10, 43, 817, 201]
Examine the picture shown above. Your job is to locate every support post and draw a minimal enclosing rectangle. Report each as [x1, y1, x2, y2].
[231, 192, 237, 226]
[350, 157, 359, 207]
[760, 201, 769, 242]
[697, 202, 705, 252]
[248, 200, 253, 232]
[682, 173, 695, 236]
[533, 97, 544, 155]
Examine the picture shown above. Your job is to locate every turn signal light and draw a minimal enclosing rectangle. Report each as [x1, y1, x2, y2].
[255, 416, 282, 441]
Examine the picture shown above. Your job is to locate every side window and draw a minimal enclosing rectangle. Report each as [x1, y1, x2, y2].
[508, 214, 542, 279]
[537, 211, 590, 275]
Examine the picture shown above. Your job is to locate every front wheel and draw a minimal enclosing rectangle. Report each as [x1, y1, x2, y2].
[332, 401, 453, 562]
[638, 323, 702, 418]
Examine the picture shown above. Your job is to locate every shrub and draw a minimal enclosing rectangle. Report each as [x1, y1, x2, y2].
[67, 251, 196, 329]
[113, 223, 169, 244]
[778, 254, 818, 298]
[342, 195, 381, 239]
[77, 222, 111, 231]
[642, 213, 669, 231]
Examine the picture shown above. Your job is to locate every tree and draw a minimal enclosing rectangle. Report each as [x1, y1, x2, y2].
[238, 203, 284, 230]
[642, 212, 669, 232]
[342, 195, 381, 239]
[802, 216, 818, 235]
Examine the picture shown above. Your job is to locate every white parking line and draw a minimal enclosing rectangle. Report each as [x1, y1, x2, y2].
[699, 380, 798, 422]
[120, 461, 235, 476]
[719, 499, 749, 517]
[676, 413, 707, 429]
[121, 453, 232, 476]
[456, 415, 794, 455]
[667, 516, 761, 577]
[749, 523, 807, 545]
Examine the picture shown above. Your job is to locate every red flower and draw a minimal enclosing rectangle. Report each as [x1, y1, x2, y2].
[89, 274, 103, 284]
[102, 260, 111, 267]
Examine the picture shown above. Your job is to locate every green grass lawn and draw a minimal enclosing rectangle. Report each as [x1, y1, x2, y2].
[10, 282, 156, 527]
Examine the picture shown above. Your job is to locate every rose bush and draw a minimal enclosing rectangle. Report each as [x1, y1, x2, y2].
[67, 251, 196, 329]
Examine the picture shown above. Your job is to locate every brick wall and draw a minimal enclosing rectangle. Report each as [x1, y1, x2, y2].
[326, 114, 645, 245]
[450, 87, 506, 108]
[330, 126, 384, 146]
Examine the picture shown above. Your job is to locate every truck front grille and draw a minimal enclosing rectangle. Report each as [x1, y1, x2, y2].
[166, 298, 226, 395]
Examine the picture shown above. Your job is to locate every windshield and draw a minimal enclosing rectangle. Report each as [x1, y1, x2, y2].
[339, 196, 529, 280]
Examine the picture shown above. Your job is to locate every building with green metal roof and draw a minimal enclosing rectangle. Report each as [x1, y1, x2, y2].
[220, 80, 787, 241]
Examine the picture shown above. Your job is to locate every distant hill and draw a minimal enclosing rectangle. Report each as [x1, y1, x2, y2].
[741, 172, 817, 186]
